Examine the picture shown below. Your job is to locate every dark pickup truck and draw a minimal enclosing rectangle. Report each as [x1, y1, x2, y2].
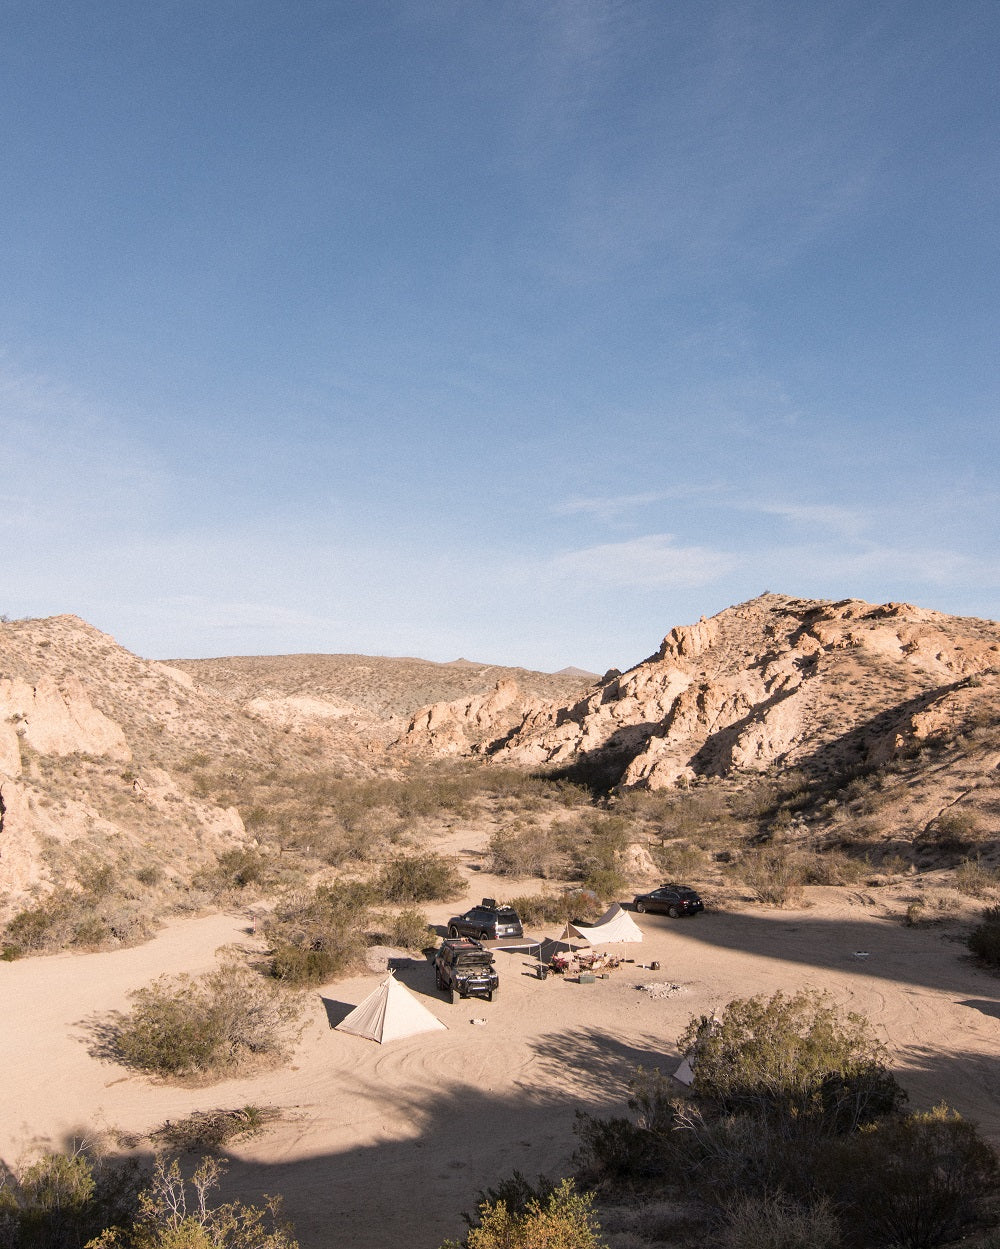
[434, 937, 500, 1003]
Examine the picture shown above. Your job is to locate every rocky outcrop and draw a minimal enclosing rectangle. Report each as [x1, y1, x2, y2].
[488, 595, 1000, 790]
[401, 679, 547, 755]
[0, 676, 131, 775]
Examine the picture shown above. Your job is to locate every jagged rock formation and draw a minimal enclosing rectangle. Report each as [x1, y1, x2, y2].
[401, 679, 549, 755]
[481, 595, 1000, 790]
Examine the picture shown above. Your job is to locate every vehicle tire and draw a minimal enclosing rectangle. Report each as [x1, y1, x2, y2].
[480, 931, 490, 942]
[448, 987, 456, 1004]
[634, 901, 646, 914]
[448, 925, 459, 938]
[667, 906, 679, 918]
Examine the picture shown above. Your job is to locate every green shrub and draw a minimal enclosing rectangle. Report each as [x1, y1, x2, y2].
[3, 887, 152, 956]
[968, 905, 1000, 965]
[377, 908, 433, 950]
[264, 882, 374, 984]
[578, 866, 629, 902]
[193, 847, 271, 895]
[822, 1105, 998, 1249]
[678, 989, 906, 1131]
[508, 893, 570, 926]
[442, 1177, 605, 1249]
[0, 1147, 143, 1249]
[376, 853, 465, 903]
[114, 960, 305, 1079]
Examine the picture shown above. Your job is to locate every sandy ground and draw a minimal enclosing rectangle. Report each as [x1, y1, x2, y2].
[3, 861, 1000, 1248]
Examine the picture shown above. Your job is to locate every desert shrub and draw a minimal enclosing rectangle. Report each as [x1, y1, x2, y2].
[442, 1177, 605, 1249]
[376, 853, 465, 903]
[193, 847, 271, 896]
[954, 859, 1000, 898]
[375, 908, 433, 950]
[653, 841, 706, 877]
[678, 989, 906, 1132]
[486, 825, 562, 878]
[114, 959, 304, 1079]
[265, 882, 374, 984]
[579, 866, 629, 902]
[737, 848, 805, 907]
[135, 864, 163, 887]
[574, 1068, 683, 1187]
[932, 809, 983, 849]
[2, 887, 151, 957]
[508, 893, 570, 926]
[800, 849, 868, 886]
[573, 1112, 660, 1185]
[461, 1173, 555, 1228]
[0, 1147, 143, 1249]
[88, 1156, 298, 1248]
[967, 905, 1000, 965]
[149, 1106, 278, 1155]
[717, 1191, 840, 1249]
[822, 1105, 998, 1249]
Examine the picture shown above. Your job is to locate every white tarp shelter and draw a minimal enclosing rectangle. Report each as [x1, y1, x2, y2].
[335, 972, 447, 1044]
[560, 902, 644, 947]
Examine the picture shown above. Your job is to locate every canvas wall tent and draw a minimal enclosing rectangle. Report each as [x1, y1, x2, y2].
[560, 902, 643, 948]
[335, 972, 447, 1044]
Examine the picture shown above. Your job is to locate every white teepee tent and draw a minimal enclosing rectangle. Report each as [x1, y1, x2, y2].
[335, 972, 447, 1044]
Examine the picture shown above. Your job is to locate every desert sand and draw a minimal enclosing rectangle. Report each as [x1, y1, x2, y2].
[2, 830, 1000, 1249]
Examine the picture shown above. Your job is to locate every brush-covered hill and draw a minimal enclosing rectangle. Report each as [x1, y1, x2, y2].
[0, 616, 596, 926]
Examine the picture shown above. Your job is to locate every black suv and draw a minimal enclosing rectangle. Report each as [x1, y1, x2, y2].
[632, 884, 704, 917]
[434, 938, 500, 1002]
[446, 898, 523, 942]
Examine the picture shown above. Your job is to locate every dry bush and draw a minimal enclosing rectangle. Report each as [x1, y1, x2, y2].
[653, 841, 707, 878]
[737, 848, 805, 907]
[265, 881, 374, 984]
[800, 849, 868, 886]
[148, 1105, 279, 1155]
[968, 905, 1000, 966]
[822, 1105, 998, 1249]
[487, 824, 564, 879]
[113, 959, 305, 1079]
[88, 1155, 298, 1248]
[954, 859, 1000, 898]
[376, 852, 465, 903]
[3, 885, 152, 958]
[509, 892, 574, 926]
[373, 907, 433, 950]
[717, 1192, 840, 1249]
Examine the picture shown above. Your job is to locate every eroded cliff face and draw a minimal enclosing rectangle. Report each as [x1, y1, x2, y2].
[398, 595, 1000, 791]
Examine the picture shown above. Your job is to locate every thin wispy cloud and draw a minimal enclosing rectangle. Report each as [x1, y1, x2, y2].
[552, 534, 737, 589]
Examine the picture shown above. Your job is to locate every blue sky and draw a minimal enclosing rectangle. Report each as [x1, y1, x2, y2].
[3, 1, 998, 673]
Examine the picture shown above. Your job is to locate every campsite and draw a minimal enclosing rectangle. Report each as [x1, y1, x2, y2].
[2, 827, 1000, 1249]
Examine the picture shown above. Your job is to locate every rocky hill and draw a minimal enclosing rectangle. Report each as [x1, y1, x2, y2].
[0, 617, 595, 919]
[398, 594, 1000, 793]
